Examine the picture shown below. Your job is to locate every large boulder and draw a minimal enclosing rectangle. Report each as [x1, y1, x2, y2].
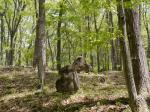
[56, 56, 91, 93]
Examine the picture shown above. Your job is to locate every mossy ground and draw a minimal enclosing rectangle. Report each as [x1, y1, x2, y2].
[0, 67, 131, 112]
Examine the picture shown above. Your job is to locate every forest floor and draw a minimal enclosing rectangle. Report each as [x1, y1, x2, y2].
[0, 67, 131, 112]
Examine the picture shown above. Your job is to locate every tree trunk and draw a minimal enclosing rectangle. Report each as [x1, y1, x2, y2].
[6, 31, 10, 65]
[0, 15, 4, 65]
[139, 5, 141, 31]
[124, 0, 150, 95]
[90, 53, 94, 69]
[106, 45, 110, 71]
[111, 40, 117, 70]
[56, 4, 63, 70]
[37, 0, 46, 91]
[117, 0, 149, 111]
[87, 15, 94, 69]
[18, 27, 22, 66]
[93, 13, 101, 73]
[33, 0, 39, 68]
[106, 11, 117, 70]
[48, 38, 55, 70]
[97, 47, 100, 72]
[146, 27, 150, 58]
[8, 34, 15, 65]
[116, 38, 122, 70]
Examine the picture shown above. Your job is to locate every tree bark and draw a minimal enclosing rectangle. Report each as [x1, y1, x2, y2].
[0, 14, 4, 65]
[117, 0, 149, 111]
[106, 11, 117, 70]
[96, 47, 100, 72]
[8, 34, 15, 65]
[6, 30, 10, 65]
[33, 0, 39, 68]
[17, 26, 22, 66]
[56, 4, 63, 70]
[146, 27, 150, 58]
[93, 13, 101, 73]
[116, 38, 122, 70]
[124, 0, 150, 95]
[48, 37, 55, 70]
[37, 0, 46, 91]
[87, 15, 94, 69]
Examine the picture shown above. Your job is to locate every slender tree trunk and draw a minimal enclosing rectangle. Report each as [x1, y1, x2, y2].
[38, 0, 46, 91]
[90, 53, 94, 68]
[111, 40, 117, 70]
[87, 15, 94, 69]
[106, 11, 117, 70]
[18, 27, 22, 66]
[117, 1, 149, 111]
[0, 15, 4, 65]
[104, 48, 108, 71]
[68, 46, 71, 64]
[64, 23, 72, 64]
[97, 47, 100, 72]
[48, 38, 55, 70]
[6, 30, 10, 65]
[33, 37, 39, 67]
[116, 38, 122, 70]
[33, 0, 39, 68]
[146, 26, 150, 66]
[56, 4, 63, 70]
[8, 34, 15, 65]
[139, 5, 141, 31]
[146, 27, 150, 58]
[124, 0, 150, 95]
[106, 45, 110, 71]
[94, 13, 101, 73]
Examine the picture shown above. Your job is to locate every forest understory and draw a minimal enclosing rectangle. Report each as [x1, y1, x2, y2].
[0, 0, 150, 111]
[0, 67, 131, 112]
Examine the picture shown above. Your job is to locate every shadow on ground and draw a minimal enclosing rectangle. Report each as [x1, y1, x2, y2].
[0, 91, 129, 112]
[0, 68, 129, 112]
